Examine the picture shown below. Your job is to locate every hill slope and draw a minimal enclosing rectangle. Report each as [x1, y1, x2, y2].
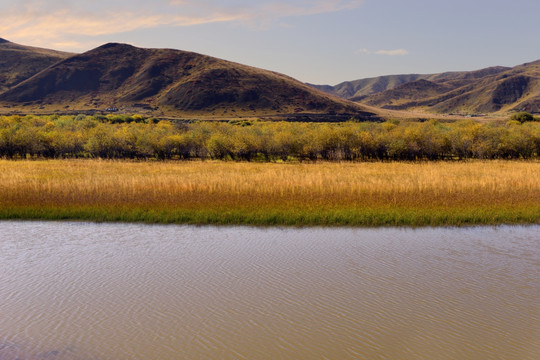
[313, 63, 540, 114]
[310, 74, 433, 100]
[0, 42, 373, 118]
[312, 67, 509, 101]
[0, 38, 72, 93]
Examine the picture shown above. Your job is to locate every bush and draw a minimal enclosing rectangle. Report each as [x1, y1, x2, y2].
[2, 115, 540, 161]
[510, 112, 535, 123]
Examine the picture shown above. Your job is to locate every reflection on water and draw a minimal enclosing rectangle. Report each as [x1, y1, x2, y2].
[0, 222, 538, 360]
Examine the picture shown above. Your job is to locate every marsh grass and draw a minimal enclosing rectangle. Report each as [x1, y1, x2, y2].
[0, 160, 539, 226]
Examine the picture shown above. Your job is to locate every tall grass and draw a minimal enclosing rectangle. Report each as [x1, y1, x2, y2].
[0, 160, 539, 226]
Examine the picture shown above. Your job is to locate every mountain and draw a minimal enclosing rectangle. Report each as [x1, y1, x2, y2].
[310, 74, 435, 101]
[0, 42, 374, 118]
[312, 62, 540, 114]
[0, 38, 72, 93]
[363, 62, 540, 113]
[312, 67, 510, 101]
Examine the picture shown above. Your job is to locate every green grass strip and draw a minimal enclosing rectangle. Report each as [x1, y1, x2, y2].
[0, 205, 539, 227]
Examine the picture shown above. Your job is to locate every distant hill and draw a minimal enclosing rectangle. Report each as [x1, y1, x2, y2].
[309, 74, 435, 101]
[362, 63, 540, 114]
[312, 63, 540, 114]
[0, 42, 374, 118]
[0, 38, 72, 93]
[311, 67, 510, 100]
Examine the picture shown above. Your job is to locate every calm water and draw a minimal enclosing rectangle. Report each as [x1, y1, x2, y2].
[0, 222, 538, 360]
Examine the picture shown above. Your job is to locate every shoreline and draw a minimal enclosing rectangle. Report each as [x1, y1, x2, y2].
[1, 205, 539, 228]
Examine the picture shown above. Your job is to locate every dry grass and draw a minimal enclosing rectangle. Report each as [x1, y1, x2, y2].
[1, 159, 539, 226]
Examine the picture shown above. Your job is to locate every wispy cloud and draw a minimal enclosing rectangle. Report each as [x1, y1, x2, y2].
[356, 48, 409, 56]
[374, 49, 408, 56]
[0, 0, 364, 50]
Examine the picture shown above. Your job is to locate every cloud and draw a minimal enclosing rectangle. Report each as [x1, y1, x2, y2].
[356, 48, 409, 56]
[168, 0, 363, 17]
[259, 0, 364, 18]
[374, 49, 409, 56]
[0, 6, 245, 50]
[0, 0, 364, 50]
[169, 0, 365, 29]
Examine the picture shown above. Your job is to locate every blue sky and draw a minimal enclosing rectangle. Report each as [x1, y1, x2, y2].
[1, 0, 539, 84]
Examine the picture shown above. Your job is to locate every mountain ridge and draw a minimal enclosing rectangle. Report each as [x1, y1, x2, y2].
[311, 63, 540, 114]
[2, 38, 537, 117]
[0, 41, 375, 119]
[0, 39, 73, 93]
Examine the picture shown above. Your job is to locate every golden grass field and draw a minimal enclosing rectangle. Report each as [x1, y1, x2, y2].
[1, 159, 539, 226]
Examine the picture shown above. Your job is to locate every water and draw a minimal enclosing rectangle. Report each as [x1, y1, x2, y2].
[0, 222, 538, 360]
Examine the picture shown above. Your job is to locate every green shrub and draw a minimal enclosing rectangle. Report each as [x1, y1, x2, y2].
[510, 112, 535, 123]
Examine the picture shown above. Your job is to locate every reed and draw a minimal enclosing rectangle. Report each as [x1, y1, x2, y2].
[0, 159, 539, 226]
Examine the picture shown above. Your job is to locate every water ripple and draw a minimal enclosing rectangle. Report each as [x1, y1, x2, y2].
[0, 222, 538, 359]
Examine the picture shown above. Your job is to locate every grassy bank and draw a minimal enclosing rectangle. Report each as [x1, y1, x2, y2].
[0, 160, 539, 226]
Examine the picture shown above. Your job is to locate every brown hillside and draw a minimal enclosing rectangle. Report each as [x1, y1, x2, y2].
[0, 38, 72, 93]
[0, 43, 373, 118]
[310, 74, 427, 100]
[361, 79, 453, 107]
[311, 67, 511, 102]
[358, 62, 540, 114]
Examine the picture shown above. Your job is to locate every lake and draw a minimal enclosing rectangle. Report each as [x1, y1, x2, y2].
[0, 222, 538, 359]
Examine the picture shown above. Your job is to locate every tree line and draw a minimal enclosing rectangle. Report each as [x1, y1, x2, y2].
[1, 114, 540, 161]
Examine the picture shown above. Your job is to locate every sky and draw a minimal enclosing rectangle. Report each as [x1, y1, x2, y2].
[1, 0, 539, 85]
